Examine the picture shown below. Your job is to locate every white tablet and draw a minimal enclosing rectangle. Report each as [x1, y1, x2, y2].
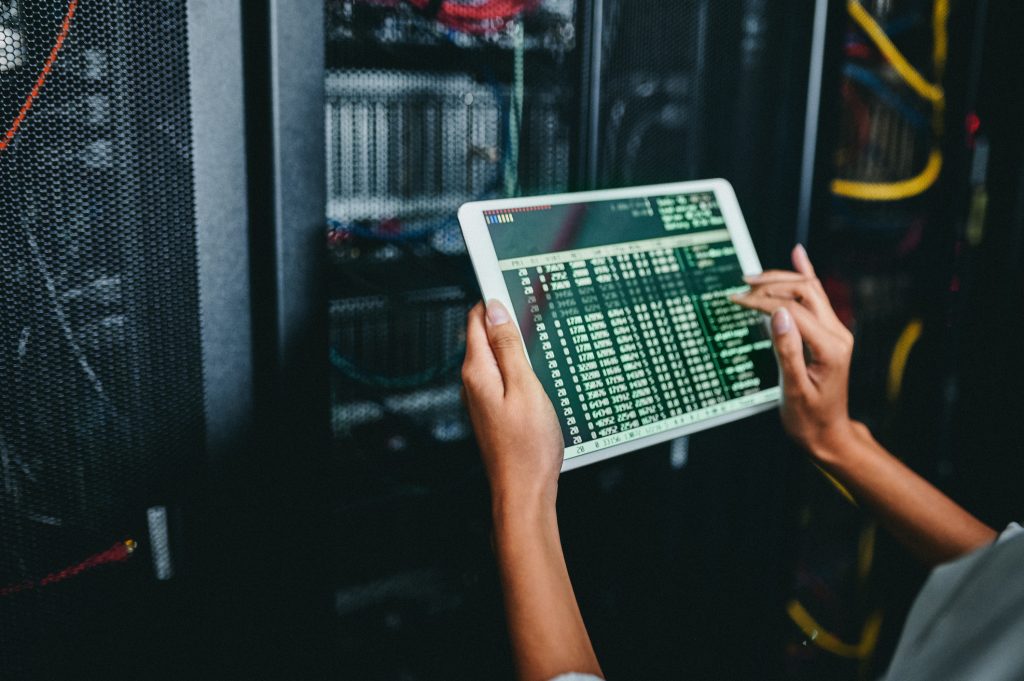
[459, 179, 780, 471]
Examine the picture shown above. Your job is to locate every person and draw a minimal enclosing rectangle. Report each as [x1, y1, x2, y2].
[460, 244, 1024, 681]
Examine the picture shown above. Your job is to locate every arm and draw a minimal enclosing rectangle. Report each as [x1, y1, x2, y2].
[732, 245, 996, 567]
[462, 300, 603, 681]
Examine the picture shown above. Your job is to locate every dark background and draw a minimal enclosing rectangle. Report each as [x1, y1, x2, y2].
[0, 1, 1021, 679]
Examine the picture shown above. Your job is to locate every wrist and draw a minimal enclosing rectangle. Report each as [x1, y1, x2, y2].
[491, 483, 558, 529]
[808, 419, 873, 465]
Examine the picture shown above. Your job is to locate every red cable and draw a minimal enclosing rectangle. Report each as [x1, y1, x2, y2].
[0, 0, 80, 153]
[435, 0, 535, 20]
[841, 80, 871, 150]
[402, 0, 537, 35]
[844, 43, 874, 60]
[404, 0, 513, 17]
[0, 539, 136, 598]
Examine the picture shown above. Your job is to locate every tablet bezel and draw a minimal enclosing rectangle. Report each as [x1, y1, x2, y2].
[459, 179, 780, 472]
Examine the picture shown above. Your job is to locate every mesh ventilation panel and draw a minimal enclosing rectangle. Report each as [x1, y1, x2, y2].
[325, 0, 577, 449]
[0, 0, 203, 675]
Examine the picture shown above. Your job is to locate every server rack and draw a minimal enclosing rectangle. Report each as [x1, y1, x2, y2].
[0, 0, 253, 676]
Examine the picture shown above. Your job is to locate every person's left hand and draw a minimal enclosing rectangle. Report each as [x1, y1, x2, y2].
[462, 300, 564, 511]
[730, 245, 857, 458]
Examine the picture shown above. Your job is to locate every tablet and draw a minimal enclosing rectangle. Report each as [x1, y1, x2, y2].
[459, 179, 780, 471]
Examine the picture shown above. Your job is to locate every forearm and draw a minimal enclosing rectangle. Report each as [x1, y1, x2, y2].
[814, 422, 997, 566]
[492, 494, 603, 681]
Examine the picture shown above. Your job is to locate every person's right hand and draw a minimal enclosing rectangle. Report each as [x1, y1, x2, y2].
[462, 300, 565, 512]
[731, 245, 863, 460]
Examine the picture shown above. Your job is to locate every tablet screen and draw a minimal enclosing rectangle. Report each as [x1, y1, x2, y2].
[482, 188, 779, 463]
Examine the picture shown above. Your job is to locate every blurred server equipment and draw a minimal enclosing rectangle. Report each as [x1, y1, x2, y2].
[585, 0, 823, 263]
[312, 1, 833, 680]
[786, 2, 1004, 680]
[0, 0, 252, 677]
[323, 0, 578, 460]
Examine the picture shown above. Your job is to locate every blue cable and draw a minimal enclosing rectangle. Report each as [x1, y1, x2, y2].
[842, 63, 929, 131]
[330, 346, 465, 390]
[325, 49, 514, 385]
[328, 63, 512, 244]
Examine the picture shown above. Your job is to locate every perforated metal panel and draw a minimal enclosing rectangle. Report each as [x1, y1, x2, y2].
[325, 1, 578, 455]
[0, 0, 203, 674]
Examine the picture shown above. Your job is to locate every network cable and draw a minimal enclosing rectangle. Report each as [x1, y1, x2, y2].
[327, 56, 518, 244]
[832, 0, 948, 201]
[0, 539, 136, 598]
[330, 346, 465, 390]
[0, 0, 79, 154]
[787, 600, 883, 660]
[357, 0, 539, 36]
[503, 19, 525, 196]
[846, 0, 944, 104]
[887, 318, 923, 404]
[842, 64, 929, 131]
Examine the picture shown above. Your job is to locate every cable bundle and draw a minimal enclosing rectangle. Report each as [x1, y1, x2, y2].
[411, 0, 538, 35]
[833, 0, 948, 201]
[360, 0, 539, 35]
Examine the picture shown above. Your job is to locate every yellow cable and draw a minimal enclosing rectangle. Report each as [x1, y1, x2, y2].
[847, 0, 944, 103]
[832, 148, 943, 201]
[930, 0, 949, 134]
[887, 318, 923, 403]
[787, 600, 884, 659]
[835, 1, 949, 200]
[796, 10, 942, 666]
[933, 0, 949, 81]
[814, 462, 858, 507]
[858, 609, 885, 668]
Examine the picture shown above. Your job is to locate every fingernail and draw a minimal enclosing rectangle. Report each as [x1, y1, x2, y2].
[729, 291, 747, 302]
[486, 299, 511, 326]
[795, 243, 808, 259]
[772, 307, 793, 335]
[742, 274, 759, 283]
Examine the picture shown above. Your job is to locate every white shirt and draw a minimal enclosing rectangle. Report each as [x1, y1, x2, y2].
[879, 522, 1024, 681]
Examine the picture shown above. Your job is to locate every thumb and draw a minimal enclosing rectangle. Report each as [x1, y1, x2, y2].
[771, 307, 811, 395]
[484, 299, 532, 392]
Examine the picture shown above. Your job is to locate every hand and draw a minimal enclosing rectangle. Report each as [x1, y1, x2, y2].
[733, 247, 997, 566]
[731, 245, 860, 459]
[462, 300, 565, 510]
[464, 302, 602, 681]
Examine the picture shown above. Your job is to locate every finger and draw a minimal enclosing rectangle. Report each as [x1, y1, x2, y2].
[463, 302, 491, 366]
[792, 243, 816, 277]
[743, 280, 834, 321]
[743, 270, 806, 284]
[744, 272, 848, 337]
[484, 299, 532, 394]
[462, 302, 503, 396]
[769, 307, 812, 395]
[731, 292, 837, 363]
[749, 281, 849, 339]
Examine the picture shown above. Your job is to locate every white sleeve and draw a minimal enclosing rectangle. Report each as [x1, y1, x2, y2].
[996, 521, 1022, 543]
[879, 522, 1024, 681]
